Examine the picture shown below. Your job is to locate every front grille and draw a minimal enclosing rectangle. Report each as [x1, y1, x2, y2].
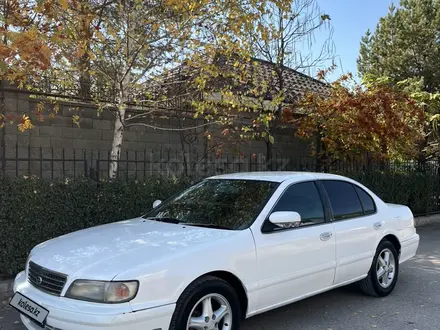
[28, 261, 67, 296]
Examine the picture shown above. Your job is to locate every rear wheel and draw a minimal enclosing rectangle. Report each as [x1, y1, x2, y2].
[169, 276, 241, 330]
[360, 240, 399, 297]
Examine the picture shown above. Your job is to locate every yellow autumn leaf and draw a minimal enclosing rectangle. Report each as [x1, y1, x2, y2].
[95, 30, 105, 42]
[40, 45, 52, 61]
[18, 115, 34, 132]
[59, 0, 69, 10]
[76, 47, 85, 58]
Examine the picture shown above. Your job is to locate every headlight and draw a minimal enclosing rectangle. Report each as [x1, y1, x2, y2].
[65, 280, 139, 303]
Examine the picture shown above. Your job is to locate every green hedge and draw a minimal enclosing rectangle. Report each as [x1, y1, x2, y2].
[1, 171, 439, 275]
[0, 176, 190, 275]
[343, 170, 439, 216]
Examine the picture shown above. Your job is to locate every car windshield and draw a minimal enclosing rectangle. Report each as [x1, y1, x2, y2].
[144, 179, 279, 230]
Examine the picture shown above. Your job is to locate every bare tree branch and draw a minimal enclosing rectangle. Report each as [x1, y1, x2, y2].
[124, 121, 222, 131]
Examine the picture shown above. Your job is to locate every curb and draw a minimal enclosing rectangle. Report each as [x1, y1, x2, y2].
[414, 214, 440, 228]
[1, 214, 439, 302]
[0, 278, 13, 302]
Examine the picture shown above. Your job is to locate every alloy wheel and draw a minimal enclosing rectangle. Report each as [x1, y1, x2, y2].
[187, 293, 233, 330]
[376, 248, 396, 288]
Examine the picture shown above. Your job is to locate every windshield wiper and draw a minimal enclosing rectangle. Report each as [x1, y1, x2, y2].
[145, 218, 231, 230]
[183, 223, 232, 230]
[146, 217, 181, 224]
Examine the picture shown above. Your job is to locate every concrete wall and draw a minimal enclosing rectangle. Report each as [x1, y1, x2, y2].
[0, 84, 312, 179]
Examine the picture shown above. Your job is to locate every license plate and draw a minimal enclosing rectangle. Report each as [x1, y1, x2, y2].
[9, 292, 49, 326]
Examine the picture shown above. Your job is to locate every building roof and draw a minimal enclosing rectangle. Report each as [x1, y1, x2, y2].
[148, 56, 329, 105]
[246, 58, 329, 103]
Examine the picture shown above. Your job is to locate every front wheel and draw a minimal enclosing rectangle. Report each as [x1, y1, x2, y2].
[360, 240, 399, 297]
[169, 275, 241, 330]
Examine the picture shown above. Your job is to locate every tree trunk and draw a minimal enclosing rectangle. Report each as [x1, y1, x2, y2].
[77, 4, 92, 99]
[315, 131, 322, 172]
[179, 120, 189, 177]
[109, 107, 126, 179]
[379, 141, 388, 170]
[79, 68, 91, 99]
[109, 2, 133, 179]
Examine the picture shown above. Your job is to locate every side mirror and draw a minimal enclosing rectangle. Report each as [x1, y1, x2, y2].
[152, 200, 162, 208]
[269, 211, 302, 228]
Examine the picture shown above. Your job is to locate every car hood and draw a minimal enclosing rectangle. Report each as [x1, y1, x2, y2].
[29, 218, 237, 280]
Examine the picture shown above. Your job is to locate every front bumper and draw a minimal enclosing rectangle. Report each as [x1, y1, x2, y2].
[13, 271, 175, 330]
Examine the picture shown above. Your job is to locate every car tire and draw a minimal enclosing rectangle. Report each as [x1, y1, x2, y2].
[360, 239, 399, 297]
[169, 275, 241, 330]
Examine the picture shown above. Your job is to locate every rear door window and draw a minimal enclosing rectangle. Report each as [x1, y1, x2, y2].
[322, 180, 364, 220]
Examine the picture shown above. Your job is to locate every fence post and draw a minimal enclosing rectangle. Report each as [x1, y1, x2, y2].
[39, 147, 43, 178]
[195, 151, 199, 179]
[116, 150, 120, 180]
[144, 149, 147, 180]
[50, 147, 54, 180]
[27, 144, 31, 175]
[126, 150, 129, 180]
[438, 166, 440, 213]
[107, 150, 111, 179]
[167, 149, 171, 177]
[73, 149, 76, 178]
[83, 150, 88, 178]
[96, 150, 100, 182]
[62, 148, 65, 180]
[134, 151, 138, 180]
[160, 149, 163, 177]
[150, 150, 153, 176]
[175, 149, 179, 178]
[0, 139, 5, 175]
[15, 141, 18, 176]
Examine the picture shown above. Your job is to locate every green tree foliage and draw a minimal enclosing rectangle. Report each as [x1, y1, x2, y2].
[358, 0, 440, 92]
[357, 0, 440, 159]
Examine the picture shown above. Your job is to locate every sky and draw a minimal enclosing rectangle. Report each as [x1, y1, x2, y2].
[313, 0, 396, 81]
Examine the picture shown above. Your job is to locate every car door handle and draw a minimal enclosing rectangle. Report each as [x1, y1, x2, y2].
[320, 232, 333, 241]
[374, 222, 383, 230]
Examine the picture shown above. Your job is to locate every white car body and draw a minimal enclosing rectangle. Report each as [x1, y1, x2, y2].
[13, 172, 420, 330]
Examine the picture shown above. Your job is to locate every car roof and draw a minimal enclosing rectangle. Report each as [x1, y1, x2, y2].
[208, 171, 349, 183]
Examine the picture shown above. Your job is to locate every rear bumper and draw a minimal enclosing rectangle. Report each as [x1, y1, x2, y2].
[14, 271, 174, 330]
[400, 234, 420, 263]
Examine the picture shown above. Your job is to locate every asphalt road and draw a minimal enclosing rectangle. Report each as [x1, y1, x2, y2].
[1, 225, 439, 330]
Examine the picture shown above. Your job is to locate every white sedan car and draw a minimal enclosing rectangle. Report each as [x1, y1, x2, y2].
[12, 172, 420, 330]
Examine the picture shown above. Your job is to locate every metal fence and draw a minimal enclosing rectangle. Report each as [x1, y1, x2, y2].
[1, 145, 320, 181]
[2, 144, 440, 180]
[2, 145, 440, 216]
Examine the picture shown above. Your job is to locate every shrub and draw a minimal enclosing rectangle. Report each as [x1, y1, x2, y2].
[0, 170, 438, 275]
[340, 170, 439, 215]
[0, 176, 189, 275]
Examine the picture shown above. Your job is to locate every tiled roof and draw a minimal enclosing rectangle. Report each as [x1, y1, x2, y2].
[148, 57, 329, 104]
[248, 58, 329, 103]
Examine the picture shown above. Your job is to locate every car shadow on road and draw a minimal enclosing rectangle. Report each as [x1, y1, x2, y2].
[241, 284, 379, 330]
